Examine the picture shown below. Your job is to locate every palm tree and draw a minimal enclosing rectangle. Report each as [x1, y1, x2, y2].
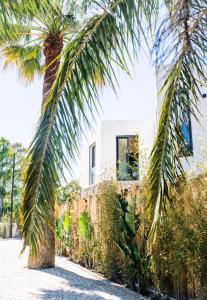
[2, 0, 206, 269]
[1, 0, 155, 268]
[1, 0, 90, 268]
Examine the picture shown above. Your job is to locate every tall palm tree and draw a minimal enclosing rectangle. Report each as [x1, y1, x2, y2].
[1, 0, 91, 268]
[1, 0, 156, 268]
[2, 0, 206, 269]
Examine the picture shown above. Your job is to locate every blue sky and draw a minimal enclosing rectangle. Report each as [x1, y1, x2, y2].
[0, 53, 156, 148]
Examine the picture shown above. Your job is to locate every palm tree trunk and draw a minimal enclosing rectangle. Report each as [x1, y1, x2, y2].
[28, 33, 63, 269]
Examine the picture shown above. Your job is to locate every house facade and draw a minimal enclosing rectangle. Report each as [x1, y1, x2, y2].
[80, 119, 155, 188]
[80, 66, 207, 189]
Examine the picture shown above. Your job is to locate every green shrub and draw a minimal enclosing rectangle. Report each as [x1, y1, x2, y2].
[96, 180, 122, 280]
[56, 181, 81, 205]
[152, 176, 207, 298]
[78, 211, 95, 268]
[56, 217, 64, 240]
[79, 211, 93, 241]
[114, 195, 151, 294]
[64, 212, 71, 233]
[55, 212, 73, 255]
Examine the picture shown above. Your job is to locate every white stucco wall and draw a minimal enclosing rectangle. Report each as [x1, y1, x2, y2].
[80, 119, 155, 188]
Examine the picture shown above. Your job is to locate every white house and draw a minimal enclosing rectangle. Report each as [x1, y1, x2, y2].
[80, 63, 207, 189]
[81, 119, 155, 188]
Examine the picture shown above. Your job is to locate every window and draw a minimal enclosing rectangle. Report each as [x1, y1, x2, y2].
[179, 105, 193, 156]
[89, 143, 96, 185]
[116, 136, 139, 181]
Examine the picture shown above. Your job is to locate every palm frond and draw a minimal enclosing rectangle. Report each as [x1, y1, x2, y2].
[0, 0, 35, 44]
[21, 0, 157, 254]
[0, 22, 31, 46]
[147, 0, 207, 232]
[2, 45, 43, 83]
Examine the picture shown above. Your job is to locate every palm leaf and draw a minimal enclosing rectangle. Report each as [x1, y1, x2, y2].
[147, 0, 207, 233]
[3, 45, 43, 83]
[0, 22, 31, 47]
[21, 0, 157, 254]
[0, 0, 34, 46]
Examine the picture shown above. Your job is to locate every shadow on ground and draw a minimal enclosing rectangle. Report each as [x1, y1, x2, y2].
[38, 265, 138, 300]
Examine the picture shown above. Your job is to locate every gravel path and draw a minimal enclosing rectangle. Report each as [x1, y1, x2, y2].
[0, 239, 147, 300]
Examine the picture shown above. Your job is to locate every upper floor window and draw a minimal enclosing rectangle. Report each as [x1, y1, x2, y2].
[179, 105, 193, 156]
[116, 136, 139, 181]
[89, 143, 96, 185]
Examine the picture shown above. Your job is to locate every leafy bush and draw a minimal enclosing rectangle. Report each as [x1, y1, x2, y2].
[55, 212, 73, 255]
[55, 180, 81, 256]
[56, 217, 64, 240]
[56, 181, 81, 205]
[79, 211, 93, 241]
[114, 195, 151, 294]
[96, 180, 122, 280]
[64, 212, 71, 233]
[78, 211, 94, 268]
[152, 175, 207, 299]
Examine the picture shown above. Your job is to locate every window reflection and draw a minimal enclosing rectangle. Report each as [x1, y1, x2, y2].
[116, 136, 139, 181]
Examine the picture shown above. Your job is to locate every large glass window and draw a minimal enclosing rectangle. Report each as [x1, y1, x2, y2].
[89, 143, 96, 185]
[116, 136, 139, 181]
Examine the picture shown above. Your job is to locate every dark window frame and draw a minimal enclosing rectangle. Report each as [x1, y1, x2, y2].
[116, 135, 139, 181]
[89, 143, 96, 185]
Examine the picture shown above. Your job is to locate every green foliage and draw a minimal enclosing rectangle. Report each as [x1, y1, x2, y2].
[55, 217, 64, 240]
[96, 180, 122, 279]
[0, 138, 13, 206]
[55, 212, 72, 252]
[78, 211, 94, 268]
[0, 137, 25, 221]
[56, 181, 81, 205]
[114, 197, 139, 261]
[152, 175, 207, 298]
[114, 195, 150, 294]
[63, 212, 71, 233]
[78, 211, 93, 242]
[3, 45, 42, 84]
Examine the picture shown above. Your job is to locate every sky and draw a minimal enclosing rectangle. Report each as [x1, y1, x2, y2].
[0, 66, 42, 147]
[0, 53, 156, 148]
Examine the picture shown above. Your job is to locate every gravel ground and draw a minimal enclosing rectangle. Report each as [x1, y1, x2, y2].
[0, 239, 148, 300]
